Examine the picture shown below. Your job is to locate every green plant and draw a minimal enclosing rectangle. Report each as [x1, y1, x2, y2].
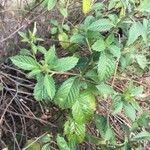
[10, 0, 150, 149]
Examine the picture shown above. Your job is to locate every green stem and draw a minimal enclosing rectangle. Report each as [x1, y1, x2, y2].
[86, 38, 92, 54]
[48, 70, 80, 76]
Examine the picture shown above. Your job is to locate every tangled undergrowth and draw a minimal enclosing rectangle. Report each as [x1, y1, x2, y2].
[0, 0, 150, 149]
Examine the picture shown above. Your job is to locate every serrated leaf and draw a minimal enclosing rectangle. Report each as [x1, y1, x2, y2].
[59, 8, 68, 17]
[91, 2, 103, 11]
[58, 32, 70, 49]
[131, 100, 141, 111]
[62, 24, 70, 31]
[87, 19, 114, 32]
[127, 22, 142, 46]
[70, 34, 84, 44]
[40, 134, 51, 143]
[120, 53, 134, 70]
[91, 39, 106, 52]
[131, 131, 150, 141]
[27, 68, 41, 78]
[41, 144, 50, 150]
[106, 33, 114, 45]
[138, 0, 150, 12]
[96, 83, 114, 98]
[19, 49, 31, 56]
[56, 135, 70, 150]
[108, 45, 121, 59]
[64, 118, 85, 143]
[10, 55, 39, 71]
[98, 53, 115, 81]
[85, 69, 99, 82]
[84, 16, 95, 27]
[72, 91, 96, 124]
[104, 126, 114, 141]
[43, 0, 57, 10]
[37, 46, 47, 54]
[82, 0, 92, 15]
[95, 115, 114, 140]
[54, 57, 79, 72]
[44, 74, 55, 99]
[123, 103, 136, 121]
[135, 54, 147, 69]
[54, 77, 80, 108]
[131, 85, 143, 97]
[68, 140, 76, 150]
[34, 75, 49, 101]
[111, 95, 123, 115]
[18, 31, 27, 39]
[44, 46, 57, 67]
[95, 114, 107, 138]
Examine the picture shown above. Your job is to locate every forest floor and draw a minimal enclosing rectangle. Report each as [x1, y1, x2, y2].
[0, 0, 150, 149]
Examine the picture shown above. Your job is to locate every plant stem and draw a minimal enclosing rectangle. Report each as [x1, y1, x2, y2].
[48, 70, 80, 76]
[86, 38, 92, 53]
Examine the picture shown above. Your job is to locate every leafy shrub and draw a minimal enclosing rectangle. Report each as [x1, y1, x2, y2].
[10, 0, 150, 149]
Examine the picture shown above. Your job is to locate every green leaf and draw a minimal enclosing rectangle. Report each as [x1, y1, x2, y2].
[98, 53, 115, 81]
[123, 103, 136, 121]
[87, 19, 114, 32]
[19, 49, 31, 56]
[131, 131, 150, 141]
[40, 134, 51, 143]
[108, 45, 121, 59]
[58, 32, 70, 49]
[37, 46, 47, 54]
[95, 115, 114, 140]
[40, 134, 51, 150]
[59, 8, 68, 17]
[45, 46, 57, 67]
[54, 77, 80, 108]
[24, 139, 41, 150]
[64, 118, 85, 143]
[44, 74, 55, 99]
[43, 0, 57, 10]
[96, 83, 114, 98]
[85, 69, 99, 82]
[111, 95, 123, 115]
[127, 22, 142, 46]
[41, 144, 50, 150]
[105, 33, 114, 45]
[56, 135, 70, 150]
[84, 16, 95, 28]
[91, 39, 106, 52]
[120, 53, 134, 70]
[18, 31, 27, 39]
[135, 54, 147, 69]
[131, 85, 143, 97]
[33, 75, 49, 101]
[10, 55, 39, 71]
[82, 0, 92, 15]
[72, 91, 96, 124]
[95, 114, 107, 138]
[138, 0, 150, 12]
[91, 2, 103, 11]
[51, 27, 58, 35]
[68, 140, 77, 150]
[70, 34, 84, 44]
[54, 57, 79, 72]
[104, 126, 114, 141]
[27, 68, 41, 78]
